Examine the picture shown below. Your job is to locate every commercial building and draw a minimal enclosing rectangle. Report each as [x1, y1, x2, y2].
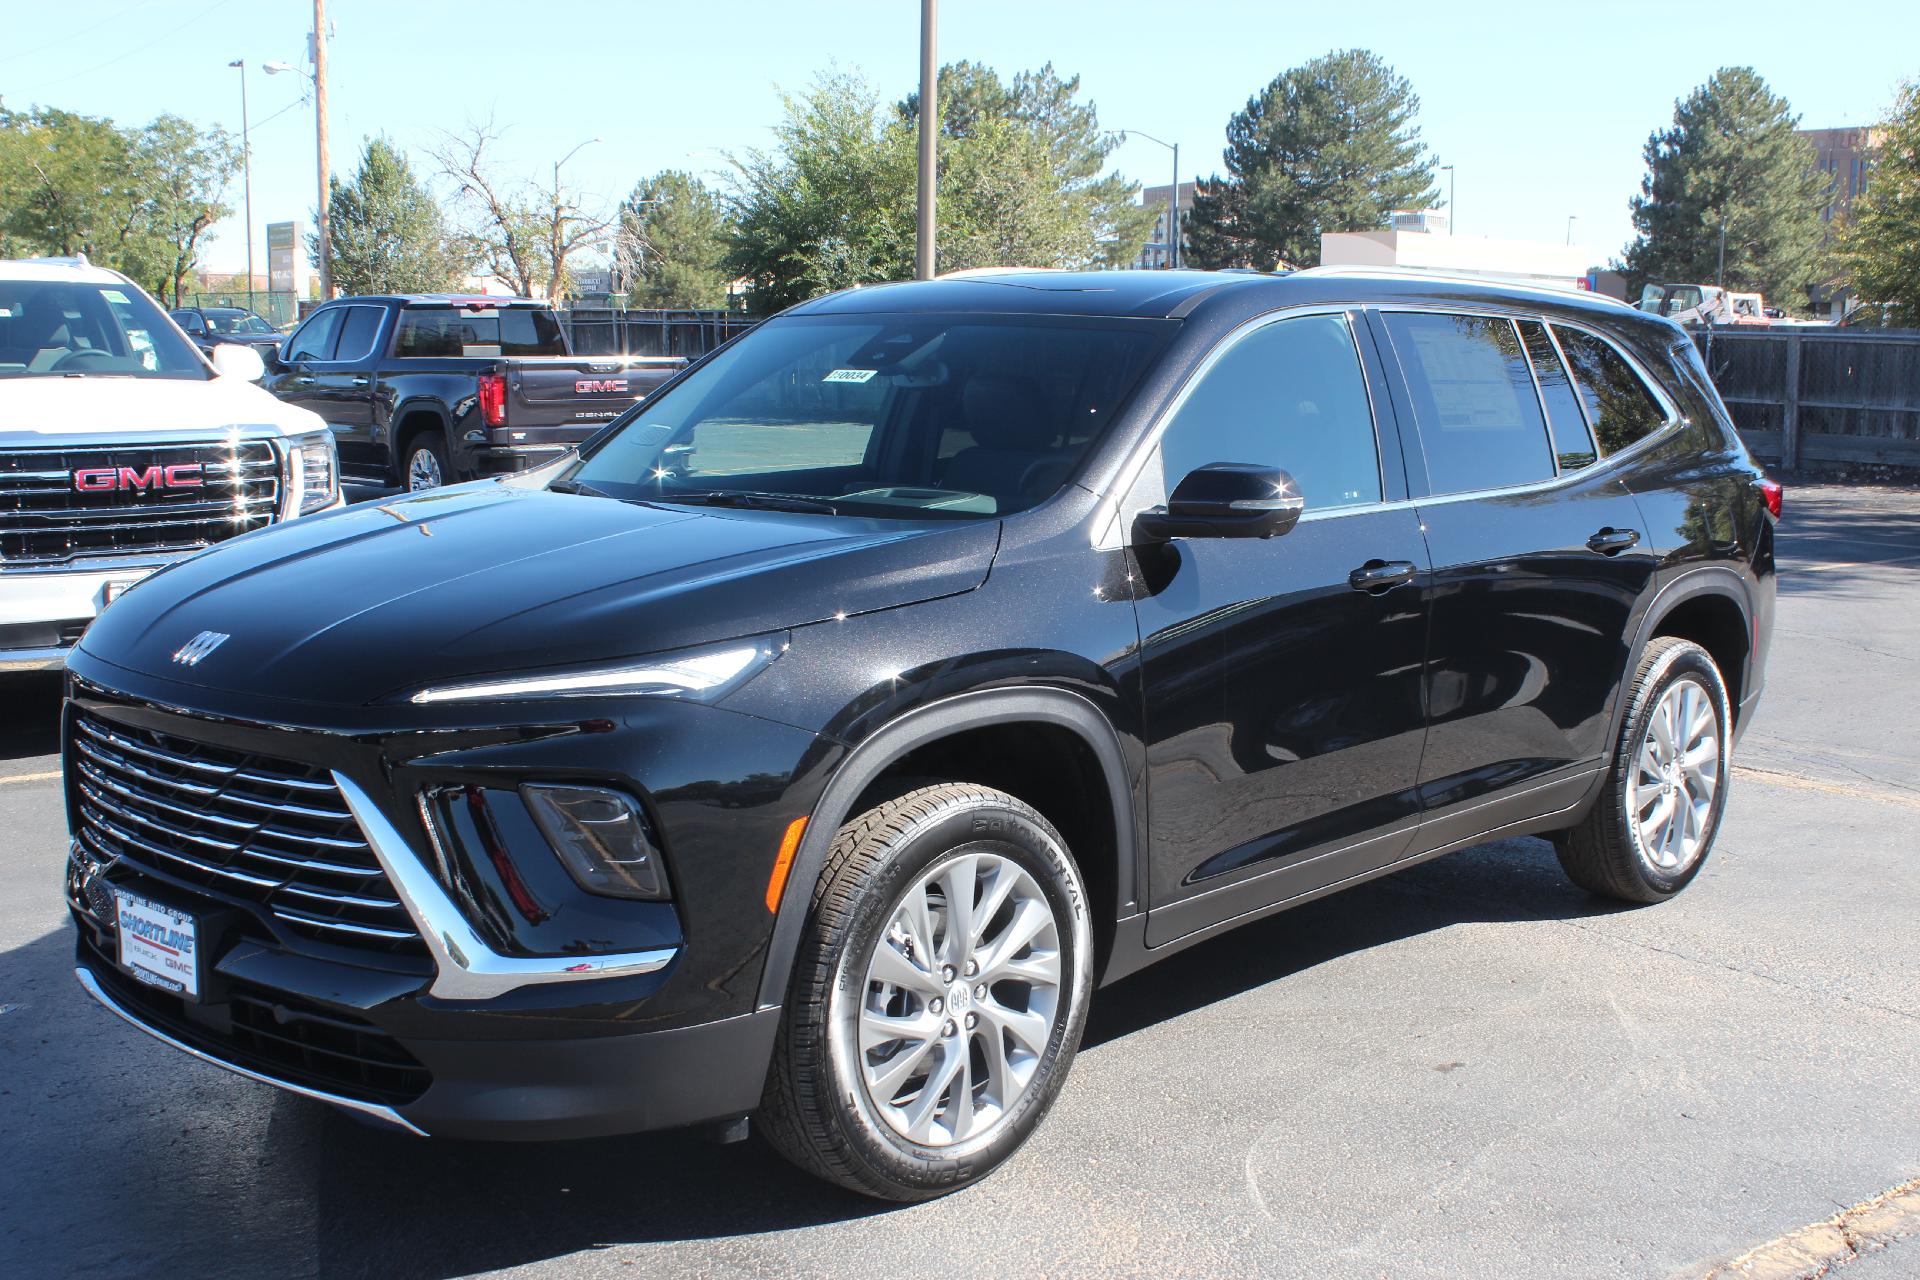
[1320, 211, 1604, 294]
[1799, 126, 1885, 228]
[1133, 181, 1197, 269]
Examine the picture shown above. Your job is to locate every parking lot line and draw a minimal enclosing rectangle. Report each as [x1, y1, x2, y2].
[0, 770, 60, 786]
[1734, 764, 1920, 811]
[1698, 1177, 1920, 1279]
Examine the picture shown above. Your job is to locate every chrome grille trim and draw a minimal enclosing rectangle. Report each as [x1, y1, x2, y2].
[0, 438, 281, 566]
[69, 711, 422, 953]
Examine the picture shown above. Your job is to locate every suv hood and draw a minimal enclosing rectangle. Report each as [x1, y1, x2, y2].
[78, 482, 1000, 706]
[0, 374, 323, 438]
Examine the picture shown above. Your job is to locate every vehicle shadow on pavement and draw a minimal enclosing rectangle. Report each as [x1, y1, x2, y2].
[3, 840, 1624, 1279]
[0, 674, 61, 763]
[1083, 835, 1630, 1051]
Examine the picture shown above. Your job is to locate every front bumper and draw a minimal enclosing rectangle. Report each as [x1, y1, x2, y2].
[73, 951, 781, 1140]
[0, 561, 170, 671]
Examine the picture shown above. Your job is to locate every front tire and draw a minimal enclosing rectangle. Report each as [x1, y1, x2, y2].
[1557, 637, 1733, 903]
[758, 783, 1093, 1201]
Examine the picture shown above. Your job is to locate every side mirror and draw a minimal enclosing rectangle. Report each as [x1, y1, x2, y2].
[209, 342, 266, 383]
[1134, 462, 1304, 542]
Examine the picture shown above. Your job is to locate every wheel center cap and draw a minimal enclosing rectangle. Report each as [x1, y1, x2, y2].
[948, 980, 972, 1011]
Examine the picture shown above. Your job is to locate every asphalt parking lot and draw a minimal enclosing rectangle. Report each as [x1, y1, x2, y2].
[2, 481, 1917, 1279]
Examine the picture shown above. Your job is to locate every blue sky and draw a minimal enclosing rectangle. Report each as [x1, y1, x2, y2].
[3, 0, 1915, 274]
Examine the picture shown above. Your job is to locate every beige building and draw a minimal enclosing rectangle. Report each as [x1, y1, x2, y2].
[1319, 213, 1598, 294]
[1133, 181, 1198, 269]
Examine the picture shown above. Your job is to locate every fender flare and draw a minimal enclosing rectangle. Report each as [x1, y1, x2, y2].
[386, 399, 455, 475]
[1607, 564, 1754, 752]
[754, 686, 1137, 1009]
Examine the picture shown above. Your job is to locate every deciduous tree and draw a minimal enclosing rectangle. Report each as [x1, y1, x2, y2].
[1838, 82, 1920, 327]
[1185, 50, 1437, 270]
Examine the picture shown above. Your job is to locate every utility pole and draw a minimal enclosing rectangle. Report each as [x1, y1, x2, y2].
[1717, 222, 1727, 289]
[915, 0, 937, 279]
[229, 59, 254, 310]
[313, 0, 332, 299]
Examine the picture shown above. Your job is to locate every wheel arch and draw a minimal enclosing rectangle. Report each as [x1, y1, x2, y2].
[1618, 567, 1754, 744]
[388, 400, 452, 480]
[754, 686, 1138, 1009]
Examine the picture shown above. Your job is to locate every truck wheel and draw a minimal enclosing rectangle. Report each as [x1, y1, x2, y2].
[758, 783, 1093, 1201]
[403, 432, 449, 491]
[1556, 637, 1732, 903]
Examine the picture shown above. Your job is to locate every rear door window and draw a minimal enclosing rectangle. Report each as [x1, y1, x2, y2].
[1551, 326, 1670, 456]
[1516, 319, 1597, 471]
[1382, 312, 1555, 494]
[1157, 312, 1382, 510]
[331, 305, 386, 362]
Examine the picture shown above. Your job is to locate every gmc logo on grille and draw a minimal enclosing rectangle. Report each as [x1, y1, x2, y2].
[574, 378, 630, 394]
[72, 464, 205, 492]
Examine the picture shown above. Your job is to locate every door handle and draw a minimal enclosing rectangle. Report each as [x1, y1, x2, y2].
[350, 376, 369, 387]
[292, 375, 315, 385]
[1586, 527, 1641, 555]
[1348, 560, 1418, 593]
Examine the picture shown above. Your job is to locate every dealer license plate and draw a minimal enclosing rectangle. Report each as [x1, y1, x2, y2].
[113, 889, 201, 1000]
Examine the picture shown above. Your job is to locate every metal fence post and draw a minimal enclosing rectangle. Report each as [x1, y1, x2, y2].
[1782, 329, 1803, 469]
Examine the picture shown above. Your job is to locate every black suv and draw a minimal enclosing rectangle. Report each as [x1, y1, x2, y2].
[64, 269, 1775, 1201]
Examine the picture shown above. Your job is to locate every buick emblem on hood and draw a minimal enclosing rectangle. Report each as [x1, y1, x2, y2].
[171, 631, 231, 666]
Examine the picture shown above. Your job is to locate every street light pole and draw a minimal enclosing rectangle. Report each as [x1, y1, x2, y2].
[551, 137, 600, 303]
[1120, 131, 1181, 268]
[1566, 215, 1577, 246]
[313, 0, 331, 299]
[915, 0, 937, 279]
[228, 59, 253, 311]
[1440, 164, 1455, 234]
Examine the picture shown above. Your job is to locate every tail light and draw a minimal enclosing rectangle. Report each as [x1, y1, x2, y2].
[478, 372, 507, 427]
[1759, 478, 1783, 520]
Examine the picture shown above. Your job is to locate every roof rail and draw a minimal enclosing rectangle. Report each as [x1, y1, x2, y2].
[17, 254, 93, 270]
[1293, 264, 1633, 311]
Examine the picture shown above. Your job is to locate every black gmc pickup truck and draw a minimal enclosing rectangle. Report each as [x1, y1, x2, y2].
[262, 295, 684, 489]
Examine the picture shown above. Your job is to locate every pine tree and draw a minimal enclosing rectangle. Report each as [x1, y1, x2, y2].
[1185, 49, 1436, 270]
[1621, 67, 1827, 310]
[622, 171, 733, 308]
[1838, 82, 1920, 327]
[318, 137, 467, 296]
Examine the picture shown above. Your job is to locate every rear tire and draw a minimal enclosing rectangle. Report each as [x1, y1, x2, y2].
[1556, 637, 1732, 903]
[757, 783, 1093, 1201]
[403, 431, 449, 491]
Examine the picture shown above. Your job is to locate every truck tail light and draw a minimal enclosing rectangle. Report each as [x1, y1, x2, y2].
[478, 372, 507, 427]
[1759, 478, 1783, 520]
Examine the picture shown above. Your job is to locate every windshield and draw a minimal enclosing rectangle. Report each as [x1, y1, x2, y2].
[206, 311, 276, 335]
[0, 279, 208, 379]
[564, 314, 1167, 519]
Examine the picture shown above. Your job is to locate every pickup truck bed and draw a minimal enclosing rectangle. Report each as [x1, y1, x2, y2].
[263, 296, 688, 488]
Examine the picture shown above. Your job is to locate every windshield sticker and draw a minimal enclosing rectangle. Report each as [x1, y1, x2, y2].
[822, 368, 877, 384]
[102, 290, 132, 305]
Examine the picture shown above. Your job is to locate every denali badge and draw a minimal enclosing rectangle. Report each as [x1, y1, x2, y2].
[575, 378, 629, 394]
[73, 463, 205, 492]
[171, 631, 230, 666]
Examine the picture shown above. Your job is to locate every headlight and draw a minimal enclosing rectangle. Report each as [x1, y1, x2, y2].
[406, 634, 785, 705]
[287, 429, 338, 515]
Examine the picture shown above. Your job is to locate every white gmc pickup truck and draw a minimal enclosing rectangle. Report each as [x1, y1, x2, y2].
[1, 257, 340, 671]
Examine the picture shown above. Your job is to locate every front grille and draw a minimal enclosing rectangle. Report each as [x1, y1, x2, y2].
[69, 711, 424, 955]
[0, 439, 280, 566]
[78, 939, 431, 1107]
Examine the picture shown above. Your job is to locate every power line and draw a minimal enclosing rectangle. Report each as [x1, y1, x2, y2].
[0, 0, 149, 69]
[16, 0, 241, 97]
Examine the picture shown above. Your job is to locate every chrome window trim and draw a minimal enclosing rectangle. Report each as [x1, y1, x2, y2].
[73, 964, 429, 1136]
[1093, 302, 1688, 546]
[1090, 303, 1376, 548]
[333, 771, 678, 1002]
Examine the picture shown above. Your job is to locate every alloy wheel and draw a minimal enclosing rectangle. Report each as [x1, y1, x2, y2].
[851, 850, 1064, 1147]
[407, 448, 443, 491]
[1629, 678, 1721, 872]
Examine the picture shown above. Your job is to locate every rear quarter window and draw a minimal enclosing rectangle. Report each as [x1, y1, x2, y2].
[1552, 326, 1671, 456]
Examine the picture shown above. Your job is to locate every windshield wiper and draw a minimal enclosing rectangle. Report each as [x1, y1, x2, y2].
[548, 478, 612, 497]
[662, 491, 841, 515]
